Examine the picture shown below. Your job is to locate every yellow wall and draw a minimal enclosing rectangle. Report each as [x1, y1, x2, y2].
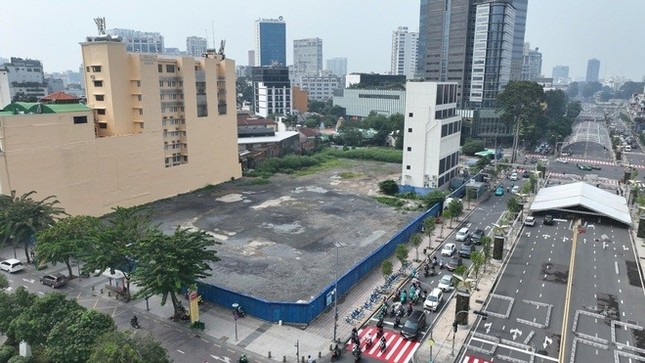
[0, 40, 241, 216]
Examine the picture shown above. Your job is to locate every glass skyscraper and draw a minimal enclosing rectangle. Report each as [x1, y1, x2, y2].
[255, 18, 286, 66]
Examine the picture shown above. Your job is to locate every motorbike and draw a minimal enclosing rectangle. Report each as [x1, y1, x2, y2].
[352, 345, 362, 361]
[239, 354, 249, 363]
[390, 302, 402, 317]
[439, 260, 445, 270]
[365, 334, 373, 347]
[423, 264, 430, 277]
[130, 316, 141, 329]
[331, 345, 342, 362]
[379, 337, 387, 353]
[394, 313, 401, 327]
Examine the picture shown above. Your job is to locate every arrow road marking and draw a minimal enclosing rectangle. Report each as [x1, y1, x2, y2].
[22, 278, 35, 284]
[526, 232, 531, 237]
[484, 322, 492, 334]
[543, 336, 553, 349]
[510, 328, 523, 341]
[210, 355, 231, 363]
[542, 234, 551, 239]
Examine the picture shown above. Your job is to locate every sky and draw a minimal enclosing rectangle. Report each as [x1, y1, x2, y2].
[1, 0, 643, 81]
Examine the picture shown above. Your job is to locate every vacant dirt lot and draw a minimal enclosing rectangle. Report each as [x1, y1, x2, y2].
[146, 159, 416, 302]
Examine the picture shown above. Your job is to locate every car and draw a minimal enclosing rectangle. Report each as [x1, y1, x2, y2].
[400, 309, 427, 340]
[40, 273, 67, 288]
[495, 186, 505, 196]
[459, 244, 475, 259]
[509, 172, 519, 181]
[511, 185, 520, 194]
[577, 163, 593, 171]
[561, 151, 572, 156]
[470, 229, 484, 244]
[522, 170, 530, 178]
[441, 243, 457, 257]
[455, 228, 470, 241]
[0, 259, 24, 273]
[438, 274, 455, 292]
[524, 216, 536, 226]
[544, 214, 554, 225]
[423, 288, 444, 312]
[446, 256, 463, 271]
[591, 165, 601, 170]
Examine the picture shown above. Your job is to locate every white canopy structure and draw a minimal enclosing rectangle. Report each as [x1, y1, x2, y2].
[530, 182, 632, 226]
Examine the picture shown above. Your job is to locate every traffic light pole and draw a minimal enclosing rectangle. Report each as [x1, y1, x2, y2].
[451, 310, 488, 357]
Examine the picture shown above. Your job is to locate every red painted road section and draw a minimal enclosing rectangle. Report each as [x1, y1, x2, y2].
[460, 355, 492, 363]
[346, 326, 420, 363]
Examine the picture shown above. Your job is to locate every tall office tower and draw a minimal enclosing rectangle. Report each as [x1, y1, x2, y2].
[552, 65, 569, 82]
[248, 50, 256, 66]
[416, 0, 429, 78]
[509, 0, 529, 81]
[254, 17, 286, 66]
[521, 43, 542, 81]
[2, 57, 48, 100]
[422, 0, 519, 109]
[326, 57, 347, 76]
[293, 38, 323, 77]
[586, 58, 600, 82]
[252, 66, 291, 117]
[106, 28, 164, 53]
[186, 36, 208, 56]
[390, 27, 419, 79]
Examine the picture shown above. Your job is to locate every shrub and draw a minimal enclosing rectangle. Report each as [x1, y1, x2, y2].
[379, 180, 399, 195]
[373, 196, 404, 207]
[0, 346, 15, 363]
[7, 356, 29, 363]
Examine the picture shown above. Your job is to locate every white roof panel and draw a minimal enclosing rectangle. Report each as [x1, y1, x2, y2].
[530, 182, 631, 225]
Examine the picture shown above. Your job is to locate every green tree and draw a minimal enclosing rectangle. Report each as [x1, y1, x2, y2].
[9, 293, 83, 347]
[470, 251, 484, 279]
[442, 209, 454, 228]
[410, 233, 422, 262]
[381, 260, 393, 281]
[581, 81, 602, 98]
[235, 76, 254, 106]
[507, 196, 522, 215]
[461, 139, 486, 156]
[81, 206, 155, 299]
[394, 244, 409, 267]
[0, 191, 67, 264]
[0, 287, 37, 336]
[566, 100, 582, 120]
[337, 127, 364, 147]
[424, 190, 446, 209]
[45, 309, 116, 363]
[544, 89, 568, 119]
[88, 330, 171, 363]
[131, 227, 220, 320]
[36, 215, 101, 278]
[480, 236, 492, 272]
[617, 81, 645, 99]
[474, 155, 491, 172]
[378, 180, 399, 195]
[446, 199, 464, 227]
[496, 81, 545, 163]
[422, 217, 436, 242]
[0, 274, 7, 290]
[567, 82, 579, 98]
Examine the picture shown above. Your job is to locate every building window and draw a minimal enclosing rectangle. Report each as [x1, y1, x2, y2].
[136, 80, 141, 87]
[137, 95, 142, 101]
[166, 65, 176, 73]
[139, 109, 144, 115]
[91, 65, 102, 72]
[95, 95, 104, 101]
[93, 80, 103, 87]
[407, 147, 412, 151]
[73, 116, 87, 124]
[96, 109, 106, 115]
[158, 64, 163, 73]
[86, 66, 90, 72]
[99, 123, 107, 129]
[409, 112, 413, 117]
[406, 165, 411, 170]
[408, 128, 412, 132]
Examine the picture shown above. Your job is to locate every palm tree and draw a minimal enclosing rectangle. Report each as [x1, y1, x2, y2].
[0, 191, 67, 263]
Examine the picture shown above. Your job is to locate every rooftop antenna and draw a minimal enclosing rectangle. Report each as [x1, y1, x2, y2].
[204, 28, 209, 48]
[94, 17, 106, 35]
[211, 20, 216, 49]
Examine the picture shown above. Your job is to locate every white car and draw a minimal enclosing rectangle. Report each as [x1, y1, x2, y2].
[455, 228, 470, 242]
[0, 259, 24, 273]
[441, 243, 457, 256]
[509, 172, 519, 181]
[423, 288, 444, 312]
[438, 274, 455, 292]
[511, 185, 520, 194]
[524, 216, 536, 226]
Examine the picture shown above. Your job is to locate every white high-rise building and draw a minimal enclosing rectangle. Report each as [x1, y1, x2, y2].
[106, 28, 164, 53]
[390, 27, 418, 79]
[2, 57, 47, 100]
[186, 36, 208, 57]
[293, 38, 323, 77]
[326, 57, 347, 77]
[401, 81, 461, 190]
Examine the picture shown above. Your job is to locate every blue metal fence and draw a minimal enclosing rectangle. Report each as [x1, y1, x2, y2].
[196, 202, 443, 324]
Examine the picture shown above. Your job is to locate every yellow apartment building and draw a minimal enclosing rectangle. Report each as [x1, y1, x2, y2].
[0, 35, 241, 216]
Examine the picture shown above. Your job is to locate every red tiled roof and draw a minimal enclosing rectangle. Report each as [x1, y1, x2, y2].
[41, 91, 79, 102]
[237, 114, 277, 126]
[299, 128, 320, 137]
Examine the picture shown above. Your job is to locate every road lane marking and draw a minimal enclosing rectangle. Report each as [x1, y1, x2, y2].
[177, 349, 185, 354]
[559, 219, 579, 363]
[615, 262, 620, 274]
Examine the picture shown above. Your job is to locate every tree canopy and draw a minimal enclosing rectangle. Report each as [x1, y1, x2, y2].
[88, 330, 171, 363]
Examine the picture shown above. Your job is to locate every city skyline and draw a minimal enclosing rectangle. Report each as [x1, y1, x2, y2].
[1, 0, 643, 80]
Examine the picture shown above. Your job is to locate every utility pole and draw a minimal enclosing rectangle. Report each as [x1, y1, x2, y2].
[295, 340, 300, 363]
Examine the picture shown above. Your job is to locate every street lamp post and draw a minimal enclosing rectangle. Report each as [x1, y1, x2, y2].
[451, 310, 488, 356]
[333, 242, 346, 343]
